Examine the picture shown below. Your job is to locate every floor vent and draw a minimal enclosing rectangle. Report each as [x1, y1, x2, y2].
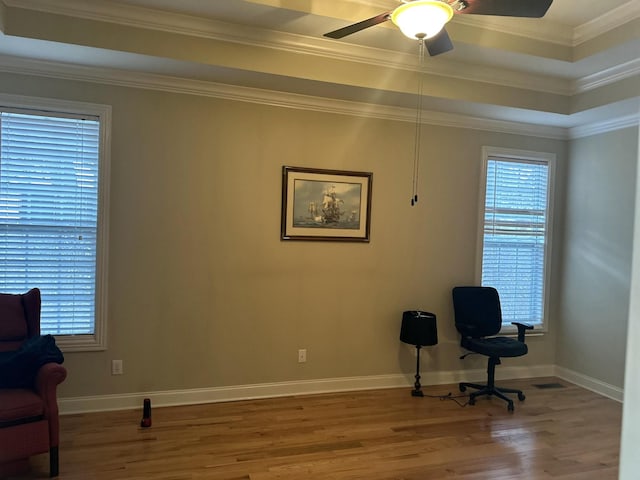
[532, 383, 566, 389]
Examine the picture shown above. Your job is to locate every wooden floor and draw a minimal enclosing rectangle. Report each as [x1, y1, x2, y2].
[19, 377, 621, 480]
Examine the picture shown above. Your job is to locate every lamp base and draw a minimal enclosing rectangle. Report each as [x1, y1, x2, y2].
[410, 345, 425, 397]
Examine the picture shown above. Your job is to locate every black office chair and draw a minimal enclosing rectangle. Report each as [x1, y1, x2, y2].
[452, 286, 533, 411]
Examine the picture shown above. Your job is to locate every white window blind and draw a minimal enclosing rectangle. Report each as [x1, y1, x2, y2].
[0, 110, 100, 336]
[480, 152, 553, 328]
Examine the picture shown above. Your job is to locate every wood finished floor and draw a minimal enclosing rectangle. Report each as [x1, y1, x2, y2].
[19, 377, 621, 480]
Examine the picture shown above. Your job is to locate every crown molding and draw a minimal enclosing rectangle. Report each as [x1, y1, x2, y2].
[569, 112, 640, 139]
[0, 53, 569, 139]
[1, 51, 636, 140]
[573, 0, 640, 45]
[1, 51, 636, 143]
[4, 0, 636, 96]
[0, 0, 572, 96]
[0, 0, 634, 140]
[574, 57, 640, 93]
[7, 0, 638, 49]
[3, 0, 276, 43]
[452, 0, 640, 48]
[3, 0, 574, 46]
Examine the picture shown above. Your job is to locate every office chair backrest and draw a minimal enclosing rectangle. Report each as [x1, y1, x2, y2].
[452, 286, 502, 338]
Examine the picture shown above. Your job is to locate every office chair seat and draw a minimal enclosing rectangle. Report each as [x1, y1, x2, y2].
[461, 336, 527, 358]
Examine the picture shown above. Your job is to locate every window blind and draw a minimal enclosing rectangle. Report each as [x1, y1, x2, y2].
[0, 110, 100, 335]
[482, 158, 549, 325]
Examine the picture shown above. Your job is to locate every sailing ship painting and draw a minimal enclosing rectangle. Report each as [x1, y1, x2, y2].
[281, 167, 372, 242]
[293, 180, 361, 229]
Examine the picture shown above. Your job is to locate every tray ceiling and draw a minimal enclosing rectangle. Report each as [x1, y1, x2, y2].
[0, 0, 638, 136]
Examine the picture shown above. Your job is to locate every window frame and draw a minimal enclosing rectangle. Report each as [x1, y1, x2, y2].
[0, 93, 111, 351]
[475, 146, 556, 334]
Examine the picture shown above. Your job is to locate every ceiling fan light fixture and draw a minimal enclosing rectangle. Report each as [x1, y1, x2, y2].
[391, 1, 454, 40]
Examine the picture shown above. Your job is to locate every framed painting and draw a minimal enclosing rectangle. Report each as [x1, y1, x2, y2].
[281, 166, 373, 242]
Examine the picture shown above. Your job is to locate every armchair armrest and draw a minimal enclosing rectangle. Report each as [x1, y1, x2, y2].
[511, 322, 534, 342]
[34, 362, 67, 448]
[34, 363, 67, 414]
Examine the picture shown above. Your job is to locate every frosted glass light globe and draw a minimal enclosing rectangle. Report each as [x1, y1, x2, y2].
[391, 1, 454, 39]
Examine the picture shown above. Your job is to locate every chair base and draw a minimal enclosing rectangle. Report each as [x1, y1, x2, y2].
[459, 381, 525, 411]
[459, 356, 526, 412]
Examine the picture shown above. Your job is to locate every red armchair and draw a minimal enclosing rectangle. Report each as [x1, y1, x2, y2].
[0, 288, 67, 477]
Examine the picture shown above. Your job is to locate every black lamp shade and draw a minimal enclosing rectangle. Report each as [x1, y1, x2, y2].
[400, 311, 438, 347]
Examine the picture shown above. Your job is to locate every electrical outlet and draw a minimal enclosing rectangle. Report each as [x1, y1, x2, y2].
[298, 349, 307, 363]
[111, 359, 123, 375]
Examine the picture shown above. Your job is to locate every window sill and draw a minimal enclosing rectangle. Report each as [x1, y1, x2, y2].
[55, 334, 106, 352]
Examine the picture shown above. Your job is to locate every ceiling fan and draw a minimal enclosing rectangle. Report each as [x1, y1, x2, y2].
[324, 0, 554, 56]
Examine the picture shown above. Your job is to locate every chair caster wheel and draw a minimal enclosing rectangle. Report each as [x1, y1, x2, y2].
[518, 392, 526, 401]
[508, 402, 514, 412]
[468, 396, 476, 405]
[459, 384, 466, 393]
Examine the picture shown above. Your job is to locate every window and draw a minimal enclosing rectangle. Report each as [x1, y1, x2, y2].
[0, 95, 110, 351]
[477, 147, 555, 331]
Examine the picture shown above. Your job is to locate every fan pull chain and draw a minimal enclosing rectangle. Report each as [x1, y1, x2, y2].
[411, 39, 425, 206]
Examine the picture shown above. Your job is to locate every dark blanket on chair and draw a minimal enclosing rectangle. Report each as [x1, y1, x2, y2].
[0, 335, 64, 388]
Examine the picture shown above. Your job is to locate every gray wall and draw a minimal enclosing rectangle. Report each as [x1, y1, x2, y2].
[620, 125, 640, 480]
[0, 71, 567, 398]
[556, 127, 638, 388]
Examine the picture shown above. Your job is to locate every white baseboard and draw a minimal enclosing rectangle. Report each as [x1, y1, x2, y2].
[58, 365, 557, 415]
[554, 366, 624, 402]
[59, 374, 409, 414]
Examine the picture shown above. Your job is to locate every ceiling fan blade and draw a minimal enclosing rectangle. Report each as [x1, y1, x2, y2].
[323, 12, 391, 39]
[456, 0, 553, 18]
[425, 29, 454, 56]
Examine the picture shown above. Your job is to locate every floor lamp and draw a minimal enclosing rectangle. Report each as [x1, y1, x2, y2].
[400, 310, 438, 397]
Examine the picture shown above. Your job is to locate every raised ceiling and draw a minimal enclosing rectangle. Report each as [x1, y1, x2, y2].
[0, 0, 638, 137]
